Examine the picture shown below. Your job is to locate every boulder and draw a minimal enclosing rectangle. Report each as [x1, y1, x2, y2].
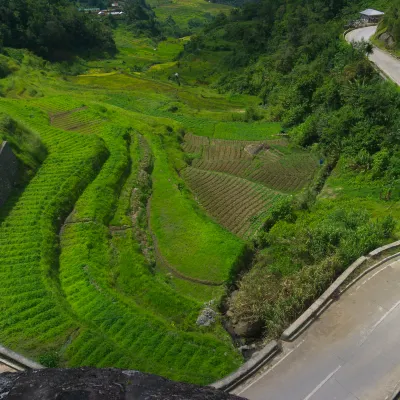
[379, 32, 396, 49]
[196, 307, 217, 327]
[233, 320, 263, 338]
[0, 368, 245, 400]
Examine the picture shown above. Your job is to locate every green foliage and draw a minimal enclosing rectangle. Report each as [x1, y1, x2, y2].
[230, 203, 396, 336]
[0, 112, 47, 182]
[0, 0, 116, 60]
[184, 0, 400, 182]
[39, 352, 60, 368]
[377, 4, 400, 47]
[124, 0, 161, 37]
[0, 96, 244, 384]
[148, 0, 231, 35]
[2, 0, 400, 379]
[0, 54, 18, 78]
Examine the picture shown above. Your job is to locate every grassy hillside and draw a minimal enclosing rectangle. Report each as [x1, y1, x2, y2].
[149, 0, 232, 33]
[0, 113, 47, 183]
[0, 24, 316, 382]
[1, 0, 400, 383]
[183, 0, 400, 338]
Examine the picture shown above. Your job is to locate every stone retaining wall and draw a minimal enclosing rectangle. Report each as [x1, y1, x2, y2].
[0, 141, 18, 207]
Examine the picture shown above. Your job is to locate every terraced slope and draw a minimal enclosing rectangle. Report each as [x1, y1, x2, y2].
[182, 134, 319, 238]
[0, 100, 108, 360]
[0, 98, 242, 384]
[0, 41, 318, 383]
[182, 167, 284, 238]
[184, 134, 318, 193]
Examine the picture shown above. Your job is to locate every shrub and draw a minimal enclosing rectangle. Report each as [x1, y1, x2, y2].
[229, 204, 396, 337]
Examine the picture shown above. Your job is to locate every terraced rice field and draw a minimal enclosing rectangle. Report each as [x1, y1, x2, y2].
[0, 40, 318, 384]
[182, 134, 319, 238]
[50, 107, 105, 134]
[0, 96, 242, 384]
[182, 167, 284, 238]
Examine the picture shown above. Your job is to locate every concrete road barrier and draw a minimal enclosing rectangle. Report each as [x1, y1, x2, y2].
[0, 345, 44, 371]
[212, 241, 400, 393]
[282, 241, 400, 342]
[211, 341, 280, 392]
[281, 256, 368, 341]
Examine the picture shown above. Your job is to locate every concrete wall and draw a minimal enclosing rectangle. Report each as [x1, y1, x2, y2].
[0, 141, 19, 207]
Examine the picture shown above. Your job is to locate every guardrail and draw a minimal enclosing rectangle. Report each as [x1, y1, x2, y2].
[211, 240, 400, 391]
[0, 345, 44, 371]
[211, 341, 280, 392]
[282, 240, 400, 341]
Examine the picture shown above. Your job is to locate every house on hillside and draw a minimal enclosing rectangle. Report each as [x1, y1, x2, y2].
[360, 9, 385, 23]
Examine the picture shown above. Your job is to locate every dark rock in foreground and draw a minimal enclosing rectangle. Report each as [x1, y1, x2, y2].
[0, 367, 246, 400]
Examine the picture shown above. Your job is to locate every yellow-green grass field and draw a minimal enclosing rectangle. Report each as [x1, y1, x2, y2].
[148, 0, 232, 31]
[319, 157, 400, 234]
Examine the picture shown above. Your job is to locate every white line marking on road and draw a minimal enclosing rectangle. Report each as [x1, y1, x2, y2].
[237, 340, 305, 395]
[302, 365, 342, 400]
[359, 299, 400, 347]
[370, 300, 400, 336]
[355, 264, 391, 292]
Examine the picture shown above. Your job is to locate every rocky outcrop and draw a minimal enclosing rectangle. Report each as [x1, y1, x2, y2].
[0, 142, 18, 207]
[196, 307, 217, 327]
[379, 32, 396, 49]
[232, 319, 263, 338]
[0, 368, 246, 400]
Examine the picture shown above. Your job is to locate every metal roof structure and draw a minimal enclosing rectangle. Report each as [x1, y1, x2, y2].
[360, 9, 385, 17]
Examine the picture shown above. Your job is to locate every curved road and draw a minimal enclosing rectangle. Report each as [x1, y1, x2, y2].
[235, 256, 400, 400]
[346, 26, 400, 85]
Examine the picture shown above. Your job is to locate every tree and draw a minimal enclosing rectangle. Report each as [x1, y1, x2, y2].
[123, 0, 161, 37]
[0, 0, 116, 60]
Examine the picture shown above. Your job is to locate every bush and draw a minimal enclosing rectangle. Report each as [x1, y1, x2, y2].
[244, 105, 262, 122]
[39, 352, 60, 368]
[229, 204, 396, 337]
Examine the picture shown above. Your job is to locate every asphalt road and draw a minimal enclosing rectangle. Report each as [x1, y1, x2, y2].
[235, 256, 400, 400]
[346, 26, 400, 86]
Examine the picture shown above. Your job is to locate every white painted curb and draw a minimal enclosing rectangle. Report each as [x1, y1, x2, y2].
[211, 340, 280, 392]
[211, 240, 400, 392]
[0, 345, 44, 371]
[281, 240, 400, 341]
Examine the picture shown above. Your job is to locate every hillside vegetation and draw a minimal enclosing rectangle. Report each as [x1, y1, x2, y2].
[0, 0, 115, 60]
[0, 0, 399, 384]
[177, 0, 400, 336]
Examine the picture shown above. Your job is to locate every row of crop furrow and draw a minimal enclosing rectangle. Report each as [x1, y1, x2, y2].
[183, 133, 318, 192]
[29, 97, 86, 114]
[194, 157, 314, 193]
[60, 221, 239, 384]
[0, 100, 109, 357]
[54, 114, 241, 383]
[182, 168, 284, 238]
[52, 112, 104, 131]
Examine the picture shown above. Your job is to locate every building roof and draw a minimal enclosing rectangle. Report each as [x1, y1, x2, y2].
[360, 8, 385, 17]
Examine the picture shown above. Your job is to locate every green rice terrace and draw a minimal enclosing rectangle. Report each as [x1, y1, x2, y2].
[0, 25, 320, 384]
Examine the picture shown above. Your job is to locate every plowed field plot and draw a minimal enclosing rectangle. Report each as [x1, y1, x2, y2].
[50, 107, 106, 134]
[182, 167, 284, 239]
[184, 134, 318, 193]
[182, 134, 318, 238]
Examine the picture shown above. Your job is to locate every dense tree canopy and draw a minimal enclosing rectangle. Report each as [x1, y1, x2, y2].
[184, 0, 400, 181]
[0, 0, 116, 59]
[123, 0, 161, 37]
[379, 4, 400, 44]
